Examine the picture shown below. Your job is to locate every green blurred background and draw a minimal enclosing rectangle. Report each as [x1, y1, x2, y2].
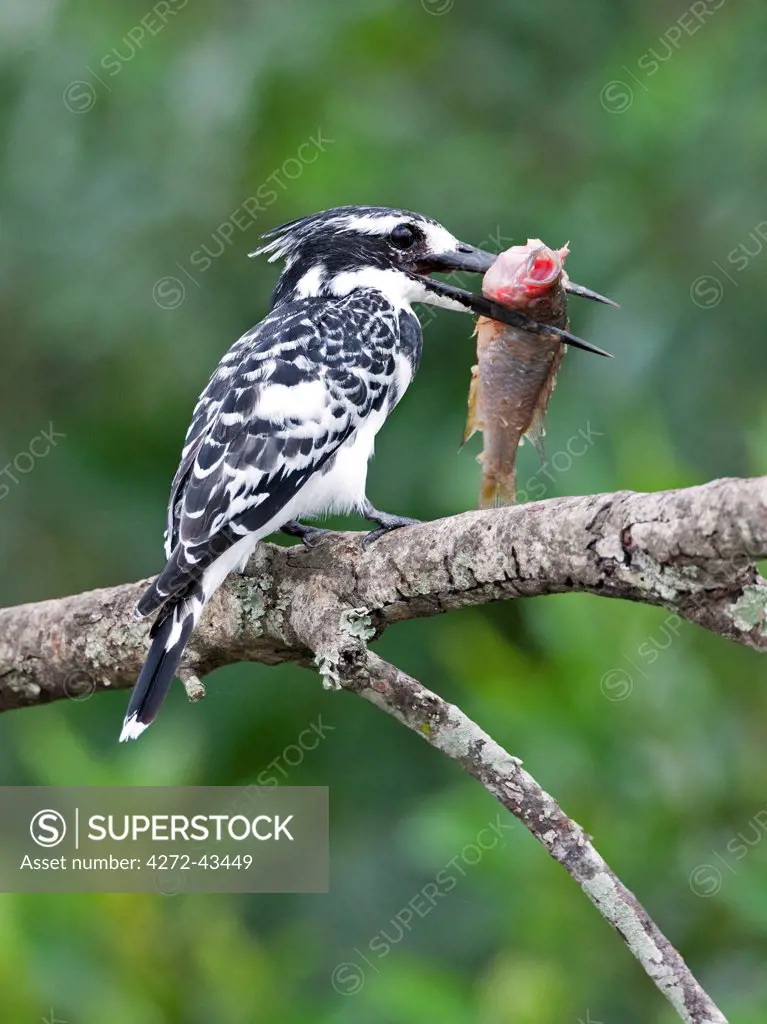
[1, 0, 766, 1020]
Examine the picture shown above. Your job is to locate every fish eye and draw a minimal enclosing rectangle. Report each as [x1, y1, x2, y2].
[389, 224, 418, 250]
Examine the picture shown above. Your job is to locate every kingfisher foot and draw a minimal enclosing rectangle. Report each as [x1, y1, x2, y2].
[361, 501, 421, 549]
[281, 520, 334, 549]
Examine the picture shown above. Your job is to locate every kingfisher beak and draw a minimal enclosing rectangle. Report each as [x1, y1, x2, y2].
[563, 279, 619, 307]
[426, 246, 497, 276]
[414, 245, 615, 358]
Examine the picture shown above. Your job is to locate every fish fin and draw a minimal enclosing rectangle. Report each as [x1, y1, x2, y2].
[461, 365, 481, 448]
[526, 408, 547, 461]
[479, 472, 517, 509]
[525, 346, 565, 462]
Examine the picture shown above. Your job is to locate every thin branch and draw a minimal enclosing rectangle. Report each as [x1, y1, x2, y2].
[342, 651, 728, 1024]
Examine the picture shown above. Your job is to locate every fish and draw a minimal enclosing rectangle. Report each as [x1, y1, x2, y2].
[464, 239, 571, 508]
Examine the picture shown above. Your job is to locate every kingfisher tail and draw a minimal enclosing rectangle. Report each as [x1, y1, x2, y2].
[119, 587, 204, 742]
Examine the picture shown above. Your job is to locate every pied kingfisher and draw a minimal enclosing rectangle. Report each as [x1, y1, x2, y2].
[121, 205, 611, 741]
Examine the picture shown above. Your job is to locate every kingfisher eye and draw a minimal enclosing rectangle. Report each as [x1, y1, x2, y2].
[389, 224, 417, 250]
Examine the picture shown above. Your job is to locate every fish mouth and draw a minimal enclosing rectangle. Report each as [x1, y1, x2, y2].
[524, 246, 564, 289]
[413, 244, 616, 358]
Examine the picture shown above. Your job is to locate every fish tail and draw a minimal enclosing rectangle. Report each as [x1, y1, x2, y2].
[479, 468, 517, 509]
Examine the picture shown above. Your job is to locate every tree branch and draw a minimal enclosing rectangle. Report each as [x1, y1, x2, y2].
[1, 475, 765, 711]
[342, 651, 728, 1024]
[1, 474, 763, 1021]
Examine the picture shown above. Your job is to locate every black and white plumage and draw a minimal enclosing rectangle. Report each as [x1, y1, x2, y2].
[121, 205, 611, 741]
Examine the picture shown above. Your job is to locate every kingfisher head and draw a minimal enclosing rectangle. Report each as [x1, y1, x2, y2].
[251, 205, 613, 355]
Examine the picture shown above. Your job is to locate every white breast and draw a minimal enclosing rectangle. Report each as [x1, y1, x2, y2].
[294, 403, 390, 517]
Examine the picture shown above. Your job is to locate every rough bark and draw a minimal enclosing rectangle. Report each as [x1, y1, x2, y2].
[344, 652, 727, 1024]
[2, 474, 764, 1022]
[1, 475, 765, 710]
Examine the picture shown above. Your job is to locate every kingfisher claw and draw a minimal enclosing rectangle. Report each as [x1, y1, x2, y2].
[281, 520, 334, 549]
[361, 501, 420, 548]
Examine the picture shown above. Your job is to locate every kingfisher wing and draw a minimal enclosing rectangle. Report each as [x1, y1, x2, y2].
[137, 297, 397, 617]
[163, 394, 220, 558]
